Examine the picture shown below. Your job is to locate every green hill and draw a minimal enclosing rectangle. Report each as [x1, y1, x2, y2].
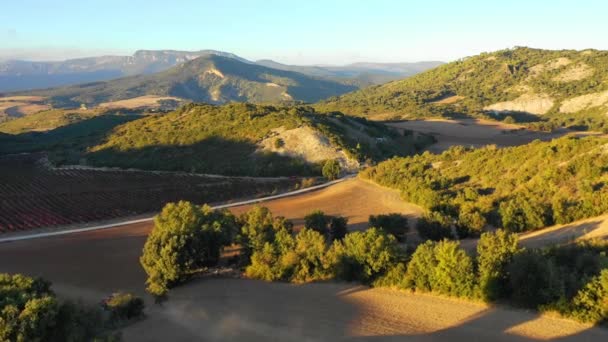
[24, 55, 358, 108]
[0, 103, 433, 177]
[317, 47, 608, 131]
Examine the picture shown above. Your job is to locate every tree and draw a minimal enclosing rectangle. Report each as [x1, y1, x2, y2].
[404, 241, 437, 292]
[291, 229, 332, 282]
[476, 229, 520, 301]
[329, 216, 348, 241]
[416, 211, 454, 241]
[322, 159, 341, 180]
[508, 250, 562, 307]
[569, 269, 608, 323]
[334, 228, 400, 283]
[369, 213, 409, 242]
[304, 210, 330, 236]
[432, 240, 476, 298]
[274, 138, 284, 149]
[238, 206, 292, 259]
[140, 201, 238, 297]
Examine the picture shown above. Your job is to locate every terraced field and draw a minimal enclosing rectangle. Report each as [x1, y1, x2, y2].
[0, 153, 298, 233]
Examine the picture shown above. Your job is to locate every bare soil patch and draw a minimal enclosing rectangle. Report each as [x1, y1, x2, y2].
[387, 118, 570, 153]
[98, 95, 182, 110]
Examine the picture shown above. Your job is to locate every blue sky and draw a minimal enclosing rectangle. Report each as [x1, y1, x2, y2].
[1, 0, 606, 64]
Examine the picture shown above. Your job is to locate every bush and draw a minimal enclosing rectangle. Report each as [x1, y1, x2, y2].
[369, 213, 409, 242]
[0, 273, 117, 342]
[508, 250, 562, 307]
[101, 292, 145, 324]
[140, 201, 238, 296]
[405, 240, 476, 298]
[322, 159, 341, 180]
[274, 138, 285, 149]
[238, 206, 293, 259]
[333, 228, 400, 283]
[476, 230, 520, 301]
[568, 269, 608, 323]
[245, 228, 332, 283]
[416, 211, 454, 241]
[329, 216, 348, 241]
[304, 210, 330, 236]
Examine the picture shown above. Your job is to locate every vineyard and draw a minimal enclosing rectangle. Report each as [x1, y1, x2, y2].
[0, 154, 299, 233]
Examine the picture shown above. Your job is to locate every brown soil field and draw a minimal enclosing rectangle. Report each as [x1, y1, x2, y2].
[98, 95, 183, 109]
[230, 178, 422, 230]
[387, 118, 601, 153]
[2, 178, 608, 340]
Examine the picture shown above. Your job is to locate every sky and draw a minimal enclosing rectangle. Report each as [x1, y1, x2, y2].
[1, 0, 607, 65]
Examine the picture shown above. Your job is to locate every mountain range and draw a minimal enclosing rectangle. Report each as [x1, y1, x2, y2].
[0, 50, 442, 92]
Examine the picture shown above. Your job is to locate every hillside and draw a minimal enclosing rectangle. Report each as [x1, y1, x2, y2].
[361, 135, 608, 237]
[0, 49, 249, 92]
[255, 60, 443, 86]
[0, 103, 433, 176]
[317, 47, 608, 131]
[23, 55, 358, 107]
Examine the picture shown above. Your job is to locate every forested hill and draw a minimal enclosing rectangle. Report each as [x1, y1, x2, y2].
[1, 103, 433, 177]
[317, 47, 608, 131]
[22, 55, 358, 108]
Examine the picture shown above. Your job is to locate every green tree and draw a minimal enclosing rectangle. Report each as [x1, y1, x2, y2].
[238, 206, 292, 259]
[476, 229, 520, 301]
[334, 228, 400, 283]
[569, 269, 608, 323]
[404, 241, 438, 292]
[322, 159, 341, 180]
[432, 240, 476, 298]
[140, 201, 237, 296]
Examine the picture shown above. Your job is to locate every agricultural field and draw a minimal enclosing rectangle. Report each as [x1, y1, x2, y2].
[0, 153, 299, 233]
[0, 95, 50, 121]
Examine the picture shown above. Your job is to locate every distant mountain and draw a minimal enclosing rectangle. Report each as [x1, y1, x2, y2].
[25, 54, 358, 107]
[317, 47, 608, 131]
[0, 50, 250, 92]
[255, 60, 444, 86]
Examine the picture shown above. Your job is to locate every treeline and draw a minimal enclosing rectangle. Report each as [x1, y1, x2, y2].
[0, 273, 144, 341]
[140, 202, 608, 325]
[361, 136, 608, 238]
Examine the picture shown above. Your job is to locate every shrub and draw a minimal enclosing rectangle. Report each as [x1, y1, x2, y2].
[304, 210, 330, 236]
[373, 263, 408, 289]
[0, 273, 116, 342]
[432, 240, 476, 298]
[322, 159, 341, 180]
[508, 250, 562, 307]
[405, 240, 476, 298]
[333, 228, 400, 283]
[238, 206, 293, 259]
[274, 137, 285, 149]
[404, 241, 437, 292]
[476, 230, 520, 301]
[416, 211, 454, 241]
[568, 269, 608, 323]
[369, 213, 409, 242]
[329, 216, 348, 241]
[291, 229, 332, 282]
[101, 292, 145, 324]
[140, 201, 238, 296]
